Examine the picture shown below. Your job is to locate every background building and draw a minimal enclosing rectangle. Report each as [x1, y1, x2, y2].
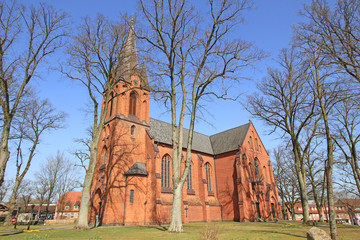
[55, 191, 81, 220]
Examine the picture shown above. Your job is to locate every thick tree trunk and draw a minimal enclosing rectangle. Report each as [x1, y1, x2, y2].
[76, 142, 98, 229]
[0, 121, 11, 187]
[168, 183, 184, 232]
[293, 143, 309, 223]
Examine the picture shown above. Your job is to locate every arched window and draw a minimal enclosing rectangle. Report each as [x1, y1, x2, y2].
[109, 92, 114, 117]
[255, 138, 259, 151]
[254, 158, 260, 181]
[205, 163, 212, 192]
[263, 166, 267, 182]
[161, 155, 170, 188]
[129, 91, 137, 116]
[102, 147, 107, 164]
[187, 165, 192, 190]
[131, 125, 135, 137]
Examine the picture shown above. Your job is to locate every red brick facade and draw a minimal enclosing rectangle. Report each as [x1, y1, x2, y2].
[55, 191, 81, 220]
[89, 26, 282, 226]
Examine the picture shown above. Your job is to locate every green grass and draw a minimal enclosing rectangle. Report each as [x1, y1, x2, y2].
[0, 221, 359, 239]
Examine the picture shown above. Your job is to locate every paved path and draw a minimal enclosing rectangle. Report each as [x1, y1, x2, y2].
[0, 225, 74, 233]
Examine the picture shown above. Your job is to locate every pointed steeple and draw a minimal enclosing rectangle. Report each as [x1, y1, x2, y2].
[119, 19, 139, 82]
[140, 62, 150, 91]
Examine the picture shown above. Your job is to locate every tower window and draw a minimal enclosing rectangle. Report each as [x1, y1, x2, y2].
[109, 92, 114, 117]
[161, 155, 170, 188]
[129, 92, 137, 116]
[129, 190, 134, 204]
[131, 125, 135, 136]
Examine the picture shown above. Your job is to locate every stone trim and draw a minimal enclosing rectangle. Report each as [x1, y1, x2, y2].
[187, 189, 195, 195]
[161, 188, 173, 194]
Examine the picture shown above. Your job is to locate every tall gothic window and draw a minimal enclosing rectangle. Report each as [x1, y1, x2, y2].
[187, 165, 192, 190]
[109, 92, 114, 117]
[129, 91, 137, 116]
[161, 155, 170, 188]
[254, 158, 260, 181]
[205, 163, 212, 192]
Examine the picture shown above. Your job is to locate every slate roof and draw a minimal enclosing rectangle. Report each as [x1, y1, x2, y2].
[210, 124, 250, 155]
[149, 118, 250, 155]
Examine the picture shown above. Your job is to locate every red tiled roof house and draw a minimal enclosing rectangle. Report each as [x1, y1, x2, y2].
[55, 191, 81, 220]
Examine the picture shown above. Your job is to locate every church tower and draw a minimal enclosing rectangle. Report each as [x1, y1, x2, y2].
[89, 23, 153, 226]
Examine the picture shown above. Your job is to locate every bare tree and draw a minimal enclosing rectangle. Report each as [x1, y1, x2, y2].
[0, 179, 12, 202]
[332, 96, 360, 196]
[296, 7, 349, 239]
[17, 179, 34, 212]
[138, 0, 264, 232]
[272, 146, 301, 220]
[299, 0, 360, 84]
[247, 47, 321, 223]
[73, 130, 92, 175]
[35, 151, 78, 219]
[64, 15, 132, 229]
[304, 138, 326, 222]
[4, 98, 66, 224]
[0, 0, 68, 187]
[34, 176, 49, 218]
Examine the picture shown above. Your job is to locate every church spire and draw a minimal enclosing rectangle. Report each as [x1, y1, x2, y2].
[140, 62, 150, 91]
[119, 19, 139, 82]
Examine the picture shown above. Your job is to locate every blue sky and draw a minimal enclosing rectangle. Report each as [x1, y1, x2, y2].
[4, 0, 330, 183]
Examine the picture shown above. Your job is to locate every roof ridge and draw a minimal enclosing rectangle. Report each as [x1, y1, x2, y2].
[209, 123, 250, 138]
[149, 118, 211, 137]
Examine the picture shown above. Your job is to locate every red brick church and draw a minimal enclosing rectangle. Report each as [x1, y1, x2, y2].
[89, 26, 282, 225]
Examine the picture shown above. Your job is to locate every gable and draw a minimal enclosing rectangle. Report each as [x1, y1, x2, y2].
[209, 124, 250, 155]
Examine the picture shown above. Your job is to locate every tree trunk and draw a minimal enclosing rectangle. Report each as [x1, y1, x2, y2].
[76, 141, 98, 229]
[168, 182, 184, 232]
[326, 151, 338, 239]
[0, 121, 11, 187]
[4, 177, 21, 225]
[293, 142, 309, 223]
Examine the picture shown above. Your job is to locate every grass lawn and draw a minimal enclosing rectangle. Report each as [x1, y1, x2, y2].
[0, 221, 359, 239]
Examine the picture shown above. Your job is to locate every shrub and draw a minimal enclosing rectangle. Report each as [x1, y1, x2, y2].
[200, 224, 221, 240]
